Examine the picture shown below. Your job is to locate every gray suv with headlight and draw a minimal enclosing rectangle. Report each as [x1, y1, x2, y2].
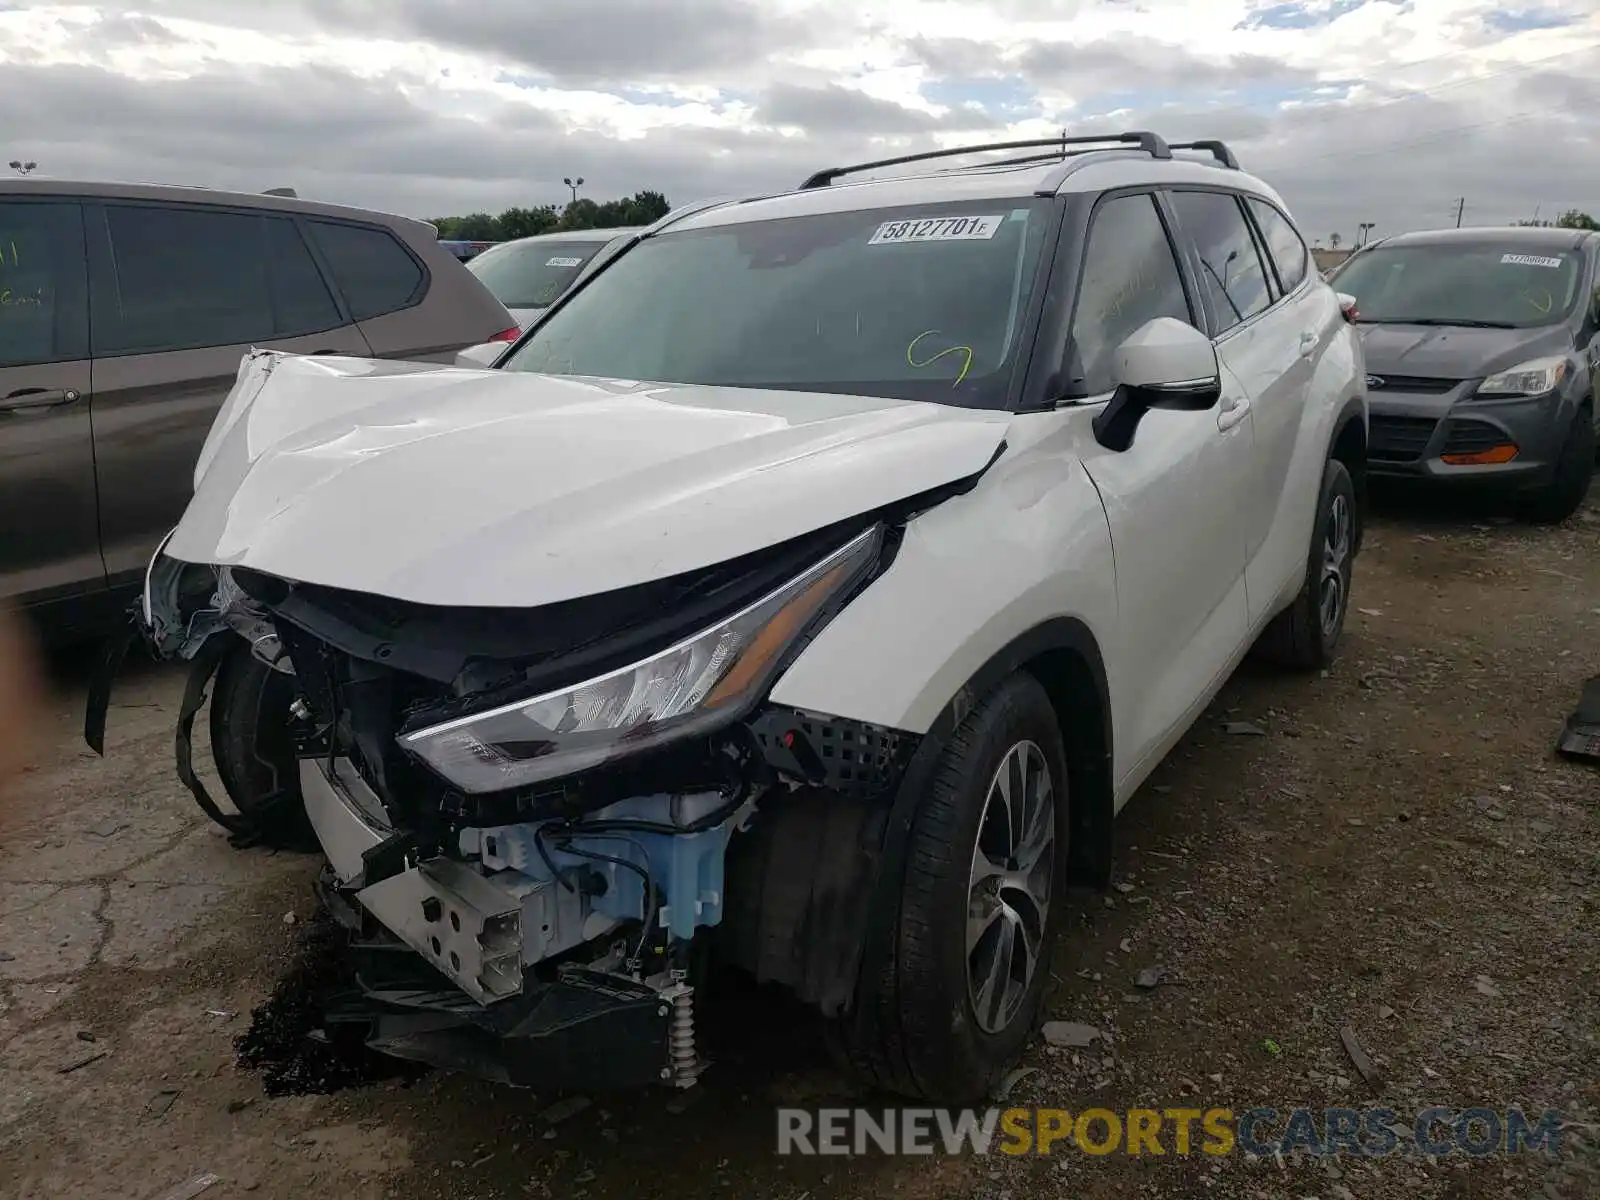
[1328, 226, 1598, 521]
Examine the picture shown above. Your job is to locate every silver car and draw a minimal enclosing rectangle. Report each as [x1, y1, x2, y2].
[1328, 226, 1598, 522]
[467, 227, 634, 328]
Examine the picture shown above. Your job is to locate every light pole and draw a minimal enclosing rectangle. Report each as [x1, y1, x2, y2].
[563, 176, 584, 204]
[8, 160, 37, 176]
[1356, 222, 1375, 248]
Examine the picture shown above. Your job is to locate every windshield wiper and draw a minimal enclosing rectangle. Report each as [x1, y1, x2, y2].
[1367, 317, 1519, 329]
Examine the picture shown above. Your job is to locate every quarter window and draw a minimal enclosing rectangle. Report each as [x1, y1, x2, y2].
[1067, 193, 1194, 395]
[0, 200, 87, 368]
[1168, 191, 1274, 334]
[1247, 198, 1310, 295]
[305, 220, 424, 321]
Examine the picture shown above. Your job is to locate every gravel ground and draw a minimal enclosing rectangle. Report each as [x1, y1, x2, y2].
[0, 483, 1596, 1200]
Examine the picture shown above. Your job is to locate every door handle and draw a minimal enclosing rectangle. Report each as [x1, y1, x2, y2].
[1217, 396, 1251, 432]
[0, 387, 80, 413]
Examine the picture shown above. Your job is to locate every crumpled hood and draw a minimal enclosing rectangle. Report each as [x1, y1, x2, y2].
[166, 351, 1010, 608]
[1359, 322, 1573, 379]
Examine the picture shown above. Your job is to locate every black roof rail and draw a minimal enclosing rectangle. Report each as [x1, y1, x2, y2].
[798, 132, 1171, 189]
[1169, 140, 1239, 169]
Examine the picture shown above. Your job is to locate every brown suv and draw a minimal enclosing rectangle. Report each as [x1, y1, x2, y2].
[0, 179, 517, 641]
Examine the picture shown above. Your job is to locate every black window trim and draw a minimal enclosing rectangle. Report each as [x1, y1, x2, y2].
[1242, 193, 1312, 303]
[0, 193, 90, 369]
[300, 215, 431, 324]
[1161, 184, 1286, 341]
[1243, 198, 1281, 304]
[84, 196, 359, 358]
[1042, 186, 1204, 403]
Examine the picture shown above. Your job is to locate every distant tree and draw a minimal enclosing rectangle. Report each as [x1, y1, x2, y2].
[431, 211, 501, 240]
[428, 191, 673, 240]
[1329, 232, 1342, 250]
[556, 197, 604, 231]
[1515, 209, 1597, 230]
[604, 189, 671, 226]
[498, 205, 561, 239]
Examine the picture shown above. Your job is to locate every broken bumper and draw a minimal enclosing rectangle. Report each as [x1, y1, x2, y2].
[302, 756, 685, 1089]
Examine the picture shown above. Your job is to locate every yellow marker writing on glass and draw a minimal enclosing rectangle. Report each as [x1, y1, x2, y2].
[907, 330, 974, 386]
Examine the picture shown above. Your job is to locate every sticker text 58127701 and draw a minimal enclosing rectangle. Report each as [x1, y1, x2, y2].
[869, 215, 1004, 245]
[1501, 253, 1563, 269]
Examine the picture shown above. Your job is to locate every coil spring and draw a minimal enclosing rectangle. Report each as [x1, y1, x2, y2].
[669, 986, 701, 1085]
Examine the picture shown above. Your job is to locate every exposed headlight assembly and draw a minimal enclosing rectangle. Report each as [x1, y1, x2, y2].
[1474, 356, 1568, 398]
[400, 525, 884, 793]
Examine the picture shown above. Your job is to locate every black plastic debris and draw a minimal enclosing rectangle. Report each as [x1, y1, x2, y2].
[1556, 674, 1600, 765]
[234, 910, 428, 1097]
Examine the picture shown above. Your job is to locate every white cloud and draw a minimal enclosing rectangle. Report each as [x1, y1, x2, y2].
[0, 0, 1597, 239]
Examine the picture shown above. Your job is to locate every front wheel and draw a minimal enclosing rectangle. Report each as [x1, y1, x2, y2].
[828, 672, 1068, 1102]
[209, 642, 318, 851]
[1516, 406, 1594, 525]
[1254, 457, 1358, 671]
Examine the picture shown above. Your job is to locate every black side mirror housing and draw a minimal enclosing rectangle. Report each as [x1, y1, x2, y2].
[1092, 378, 1224, 452]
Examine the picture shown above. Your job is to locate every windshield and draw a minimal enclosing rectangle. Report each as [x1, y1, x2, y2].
[1333, 243, 1584, 328]
[500, 201, 1053, 408]
[468, 238, 611, 308]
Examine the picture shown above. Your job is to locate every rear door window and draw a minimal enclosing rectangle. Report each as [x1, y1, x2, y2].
[1246, 198, 1310, 295]
[0, 199, 88, 367]
[95, 203, 280, 355]
[1167, 191, 1275, 335]
[305, 220, 424, 321]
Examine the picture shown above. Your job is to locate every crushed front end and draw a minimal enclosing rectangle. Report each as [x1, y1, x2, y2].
[103, 517, 922, 1092]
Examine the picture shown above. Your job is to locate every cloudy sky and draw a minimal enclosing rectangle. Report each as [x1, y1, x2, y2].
[1, 1, 1597, 243]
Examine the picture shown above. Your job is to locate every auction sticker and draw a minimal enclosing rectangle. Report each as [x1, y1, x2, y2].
[546, 256, 585, 267]
[1501, 253, 1563, 268]
[869, 215, 1004, 245]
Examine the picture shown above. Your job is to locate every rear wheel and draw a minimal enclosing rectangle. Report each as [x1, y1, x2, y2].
[1516, 406, 1594, 525]
[828, 672, 1067, 1102]
[1255, 457, 1357, 671]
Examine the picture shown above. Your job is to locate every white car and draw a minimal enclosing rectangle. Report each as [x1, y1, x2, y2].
[99, 132, 1368, 1104]
[465, 226, 634, 328]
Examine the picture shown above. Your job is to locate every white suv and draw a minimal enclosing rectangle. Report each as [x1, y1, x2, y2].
[102, 132, 1368, 1104]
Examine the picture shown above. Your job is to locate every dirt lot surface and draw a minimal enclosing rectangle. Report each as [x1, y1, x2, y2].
[2, 486, 1597, 1200]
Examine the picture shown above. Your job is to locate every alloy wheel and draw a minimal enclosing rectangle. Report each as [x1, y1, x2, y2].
[966, 739, 1056, 1035]
[1319, 491, 1352, 639]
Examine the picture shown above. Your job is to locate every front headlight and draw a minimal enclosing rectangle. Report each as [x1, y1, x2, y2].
[1475, 356, 1569, 398]
[399, 525, 884, 793]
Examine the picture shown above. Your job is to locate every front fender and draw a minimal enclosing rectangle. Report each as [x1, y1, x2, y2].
[769, 428, 1119, 740]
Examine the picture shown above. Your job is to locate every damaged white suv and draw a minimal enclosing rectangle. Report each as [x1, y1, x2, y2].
[89, 133, 1368, 1103]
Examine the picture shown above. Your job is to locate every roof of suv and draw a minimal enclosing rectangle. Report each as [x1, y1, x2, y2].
[1364, 226, 1594, 252]
[0, 176, 433, 234]
[663, 132, 1289, 233]
[501, 227, 635, 244]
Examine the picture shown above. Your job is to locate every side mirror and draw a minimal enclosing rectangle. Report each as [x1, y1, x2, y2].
[1335, 292, 1359, 323]
[1092, 318, 1221, 453]
[454, 341, 506, 370]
